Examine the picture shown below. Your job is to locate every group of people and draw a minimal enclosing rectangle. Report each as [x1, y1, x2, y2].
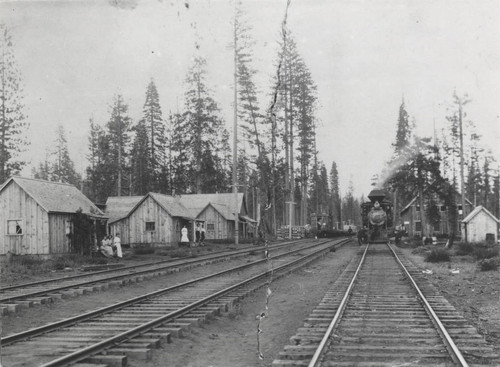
[99, 233, 122, 259]
[180, 223, 206, 247]
[195, 223, 206, 246]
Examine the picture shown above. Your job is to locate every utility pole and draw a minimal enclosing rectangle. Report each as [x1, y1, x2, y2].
[232, 1, 239, 245]
[497, 164, 500, 219]
[393, 188, 398, 227]
[286, 201, 295, 239]
[117, 112, 122, 196]
[271, 114, 277, 236]
[458, 98, 466, 221]
[338, 189, 342, 230]
[288, 60, 295, 230]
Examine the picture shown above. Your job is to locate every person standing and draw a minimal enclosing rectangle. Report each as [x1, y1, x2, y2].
[200, 224, 206, 246]
[181, 225, 189, 247]
[113, 233, 123, 259]
[357, 227, 367, 246]
[195, 223, 201, 245]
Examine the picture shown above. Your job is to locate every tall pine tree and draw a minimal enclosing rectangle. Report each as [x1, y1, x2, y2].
[130, 119, 151, 195]
[386, 98, 412, 225]
[83, 117, 114, 203]
[140, 79, 167, 192]
[295, 59, 317, 225]
[329, 161, 341, 227]
[0, 25, 28, 183]
[182, 56, 229, 193]
[234, 1, 267, 221]
[50, 124, 81, 185]
[106, 94, 132, 196]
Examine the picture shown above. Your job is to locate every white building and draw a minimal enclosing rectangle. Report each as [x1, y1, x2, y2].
[461, 206, 499, 244]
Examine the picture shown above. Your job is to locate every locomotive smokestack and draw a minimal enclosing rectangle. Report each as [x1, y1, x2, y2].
[368, 189, 386, 203]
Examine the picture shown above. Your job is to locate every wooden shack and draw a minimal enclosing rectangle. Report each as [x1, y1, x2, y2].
[0, 176, 107, 256]
[400, 188, 472, 238]
[461, 206, 499, 244]
[107, 193, 195, 246]
[105, 192, 255, 246]
[178, 193, 254, 240]
[105, 195, 144, 244]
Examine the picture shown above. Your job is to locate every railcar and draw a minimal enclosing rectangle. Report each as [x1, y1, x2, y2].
[360, 189, 393, 244]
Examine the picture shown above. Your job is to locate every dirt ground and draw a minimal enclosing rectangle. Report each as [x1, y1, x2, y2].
[0, 243, 247, 286]
[134, 243, 360, 367]
[1, 241, 499, 367]
[145, 243, 499, 367]
[400, 245, 500, 358]
[0, 242, 359, 367]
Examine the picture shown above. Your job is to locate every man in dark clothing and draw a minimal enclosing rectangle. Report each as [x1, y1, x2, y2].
[195, 223, 201, 245]
[200, 224, 206, 246]
[357, 227, 367, 245]
[395, 230, 404, 245]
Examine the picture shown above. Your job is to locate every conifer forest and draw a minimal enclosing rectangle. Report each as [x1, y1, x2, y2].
[1, 2, 498, 237]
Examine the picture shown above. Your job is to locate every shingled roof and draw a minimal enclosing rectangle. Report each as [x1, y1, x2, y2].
[178, 193, 244, 219]
[401, 190, 473, 214]
[462, 205, 499, 224]
[1, 176, 106, 218]
[105, 192, 247, 223]
[149, 193, 195, 219]
[106, 193, 196, 223]
[105, 195, 144, 223]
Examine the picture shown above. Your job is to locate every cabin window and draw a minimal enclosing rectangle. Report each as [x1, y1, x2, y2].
[146, 222, 156, 231]
[440, 205, 447, 212]
[415, 221, 422, 232]
[207, 223, 215, 231]
[415, 205, 420, 212]
[65, 220, 73, 235]
[7, 220, 23, 235]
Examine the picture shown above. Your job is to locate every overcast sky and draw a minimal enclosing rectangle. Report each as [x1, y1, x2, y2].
[2, 0, 499, 197]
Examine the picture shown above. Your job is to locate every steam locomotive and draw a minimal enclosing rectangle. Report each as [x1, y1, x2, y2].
[360, 189, 393, 244]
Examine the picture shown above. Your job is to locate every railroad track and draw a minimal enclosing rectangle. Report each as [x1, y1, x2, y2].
[1, 238, 350, 367]
[273, 243, 499, 367]
[0, 239, 317, 315]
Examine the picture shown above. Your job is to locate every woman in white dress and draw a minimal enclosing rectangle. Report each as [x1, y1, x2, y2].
[181, 225, 189, 246]
[100, 235, 114, 257]
[113, 233, 123, 258]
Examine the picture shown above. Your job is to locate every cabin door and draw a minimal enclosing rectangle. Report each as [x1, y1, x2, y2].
[206, 223, 215, 239]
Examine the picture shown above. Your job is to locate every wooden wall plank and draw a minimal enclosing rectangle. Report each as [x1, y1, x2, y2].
[0, 182, 6, 254]
[0, 181, 66, 255]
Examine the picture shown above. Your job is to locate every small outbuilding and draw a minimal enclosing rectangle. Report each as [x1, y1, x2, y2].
[105, 192, 255, 246]
[0, 176, 107, 256]
[400, 186, 473, 238]
[461, 206, 499, 244]
[107, 193, 195, 246]
[105, 195, 144, 243]
[178, 193, 253, 240]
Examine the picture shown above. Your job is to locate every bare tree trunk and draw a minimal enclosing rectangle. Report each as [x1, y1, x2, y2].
[283, 74, 289, 226]
[271, 115, 277, 236]
[117, 109, 122, 197]
[289, 62, 295, 230]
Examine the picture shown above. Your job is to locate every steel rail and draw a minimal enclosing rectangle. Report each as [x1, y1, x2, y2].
[0, 238, 315, 303]
[2, 238, 348, 346]
[307, 244, 369, 367]
[0, 239, 302, 291]
[388, 244, 470, 367]
[33, 238, 350, 367]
